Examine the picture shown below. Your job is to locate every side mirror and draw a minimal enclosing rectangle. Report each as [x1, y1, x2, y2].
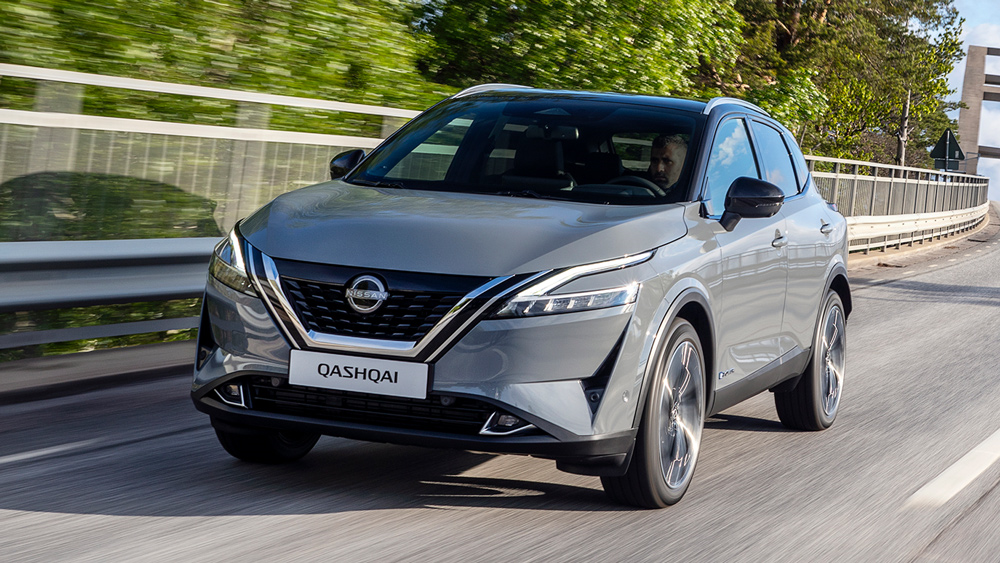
[719, 177, 784, 231]
[330, 149, 366, 179]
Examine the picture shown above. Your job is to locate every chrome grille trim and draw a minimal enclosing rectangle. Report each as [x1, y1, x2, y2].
[248, 246, 544, 358]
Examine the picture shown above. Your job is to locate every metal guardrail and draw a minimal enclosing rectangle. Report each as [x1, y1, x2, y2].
[0, 64, 991, 351]
[808, 156, 990, 253]
[845, 204, 989, 253]
[0, 238, 217, 350]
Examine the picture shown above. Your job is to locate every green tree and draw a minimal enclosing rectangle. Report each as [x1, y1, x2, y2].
[0, 0, 450, 114]
[726, 0, 962, 165]
[415, 0, 743, 97]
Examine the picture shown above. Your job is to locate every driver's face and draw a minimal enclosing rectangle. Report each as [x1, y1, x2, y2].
[649, 143, 686, 189]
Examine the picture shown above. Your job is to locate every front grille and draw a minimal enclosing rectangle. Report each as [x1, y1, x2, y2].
[282, 278, 463, 341]
[247, 377, 494, 435]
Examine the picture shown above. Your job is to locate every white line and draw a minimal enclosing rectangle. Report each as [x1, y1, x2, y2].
[0, 439, 101, 466]
[904, 428, 1000, 508]
[0, 63, 420, 118]
[0, 109, 383, 148]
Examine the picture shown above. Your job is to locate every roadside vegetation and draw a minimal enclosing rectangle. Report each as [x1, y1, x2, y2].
[0, 0, 964, 166]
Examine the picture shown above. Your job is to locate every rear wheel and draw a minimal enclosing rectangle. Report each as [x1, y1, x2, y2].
[602, 318, 705, 508]
[774, 290, 846, 430]
[214, 421, 320, 464]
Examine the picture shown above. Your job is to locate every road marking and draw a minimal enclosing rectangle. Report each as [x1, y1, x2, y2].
[929, 264, 939, 267]
[0, 439, 100, 466]
[904, 428, 1000, 509]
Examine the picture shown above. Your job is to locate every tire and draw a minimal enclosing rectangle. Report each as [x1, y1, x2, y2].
[774, 290, 846, 431]
[214, 422, 320, 464]
[602, 318, 706, 508]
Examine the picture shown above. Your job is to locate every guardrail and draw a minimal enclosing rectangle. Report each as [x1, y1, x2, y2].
[0, 64, 991, 352]
[808, 156, 989, 253]
[0, 238, 216, 350]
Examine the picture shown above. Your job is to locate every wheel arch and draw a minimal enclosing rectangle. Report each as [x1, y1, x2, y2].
[631, 288, 717, 428]
[828, 267, 852, 319]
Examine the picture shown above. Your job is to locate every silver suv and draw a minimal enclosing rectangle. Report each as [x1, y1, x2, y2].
[192, 86, 850, 508]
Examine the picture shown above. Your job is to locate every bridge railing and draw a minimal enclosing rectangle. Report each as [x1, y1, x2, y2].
[807, 156, 990, 252]
[0, 64, 991, 352]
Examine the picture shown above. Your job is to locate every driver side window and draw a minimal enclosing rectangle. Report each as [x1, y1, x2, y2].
[703, 118, 759, 216]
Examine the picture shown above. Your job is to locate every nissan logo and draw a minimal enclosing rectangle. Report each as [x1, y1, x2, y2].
[345, 275, 389, 314]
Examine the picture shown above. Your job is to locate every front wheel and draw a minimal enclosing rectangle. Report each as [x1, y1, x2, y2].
[774, 290, 846, 430]
[214, 421, 320, 464]
[602, 318, 705, 508]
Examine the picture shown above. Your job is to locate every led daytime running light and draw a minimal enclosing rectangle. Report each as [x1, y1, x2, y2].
[494, 251, 652, 318]
[497, 283, 639, 318]
[209, 228, 255, 295]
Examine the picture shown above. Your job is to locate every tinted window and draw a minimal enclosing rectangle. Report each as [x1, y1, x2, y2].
[385, 117, 471, 181]
[703, 118, 758, 216]
[751, 121, 798, 197]
[348, 94, 701, 205]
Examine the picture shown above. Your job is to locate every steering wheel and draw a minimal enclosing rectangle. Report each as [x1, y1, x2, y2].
[606, 175, 666, 196]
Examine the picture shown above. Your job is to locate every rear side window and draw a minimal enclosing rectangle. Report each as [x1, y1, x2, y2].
[750, 121, 798, 197]
[703, 118, 758, 216]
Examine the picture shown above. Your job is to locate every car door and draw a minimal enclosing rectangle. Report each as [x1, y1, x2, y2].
[751, 122, 839, 353]
[703, 116, 788, 385]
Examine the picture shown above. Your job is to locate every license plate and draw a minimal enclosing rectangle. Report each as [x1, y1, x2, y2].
[288, 350, 428, 399]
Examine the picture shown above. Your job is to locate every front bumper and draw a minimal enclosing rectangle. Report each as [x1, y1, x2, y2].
[194, 390, 636, 475]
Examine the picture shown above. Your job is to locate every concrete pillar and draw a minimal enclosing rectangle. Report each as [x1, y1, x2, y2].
[958, 46, 1000, 176]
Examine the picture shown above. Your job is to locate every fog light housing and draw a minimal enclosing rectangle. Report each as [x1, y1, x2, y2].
[216, 383, 247, 408]
[480, 411, 535, 436]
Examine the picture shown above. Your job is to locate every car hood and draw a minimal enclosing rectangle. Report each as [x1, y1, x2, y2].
[240, 181, 688, 276]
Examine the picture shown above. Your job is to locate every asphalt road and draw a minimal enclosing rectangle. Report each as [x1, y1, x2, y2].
[3, 228, 1000, 562]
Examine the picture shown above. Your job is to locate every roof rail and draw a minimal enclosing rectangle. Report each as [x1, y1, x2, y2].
[453, 83, 531, 98]
[703, 97, 769, 117]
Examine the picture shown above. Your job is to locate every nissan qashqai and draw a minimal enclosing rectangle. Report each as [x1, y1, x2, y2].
[192, 86, 850, 508]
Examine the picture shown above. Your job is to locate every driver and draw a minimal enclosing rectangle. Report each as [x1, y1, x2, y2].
[648, 134, 687, 196]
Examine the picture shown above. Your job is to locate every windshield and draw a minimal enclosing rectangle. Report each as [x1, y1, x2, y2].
[346, 93, 703, 205]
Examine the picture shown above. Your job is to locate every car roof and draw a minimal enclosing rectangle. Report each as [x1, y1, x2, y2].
[454, 85, 769, 118]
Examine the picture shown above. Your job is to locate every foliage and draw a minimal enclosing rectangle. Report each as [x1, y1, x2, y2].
[414, 0, 743, 97]
[0, 0, 452, 123]
[1, 0, 965, 164]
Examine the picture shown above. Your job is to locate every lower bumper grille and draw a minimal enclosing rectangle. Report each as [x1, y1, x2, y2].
[245, 376, 494, 435]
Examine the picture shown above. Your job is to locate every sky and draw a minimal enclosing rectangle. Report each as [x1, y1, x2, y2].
[947, 0, 1000, 201]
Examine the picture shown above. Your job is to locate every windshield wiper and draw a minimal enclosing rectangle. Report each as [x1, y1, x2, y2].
[349, 178, 406, 189]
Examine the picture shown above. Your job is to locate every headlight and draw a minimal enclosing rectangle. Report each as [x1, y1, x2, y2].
[493, 252, 652, 318]
[209, 227, 255, 295]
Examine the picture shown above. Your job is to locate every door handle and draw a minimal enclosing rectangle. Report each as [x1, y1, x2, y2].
[771, 235, 788, 248]
[820, 222, 833, 235]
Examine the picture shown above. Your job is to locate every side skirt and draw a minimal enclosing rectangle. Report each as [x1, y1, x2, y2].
[709, 346, 810, 416]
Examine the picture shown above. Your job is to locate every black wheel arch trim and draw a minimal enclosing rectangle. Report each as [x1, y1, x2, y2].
[631, 288, 717, 429]
[826, 263, 852, 318]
